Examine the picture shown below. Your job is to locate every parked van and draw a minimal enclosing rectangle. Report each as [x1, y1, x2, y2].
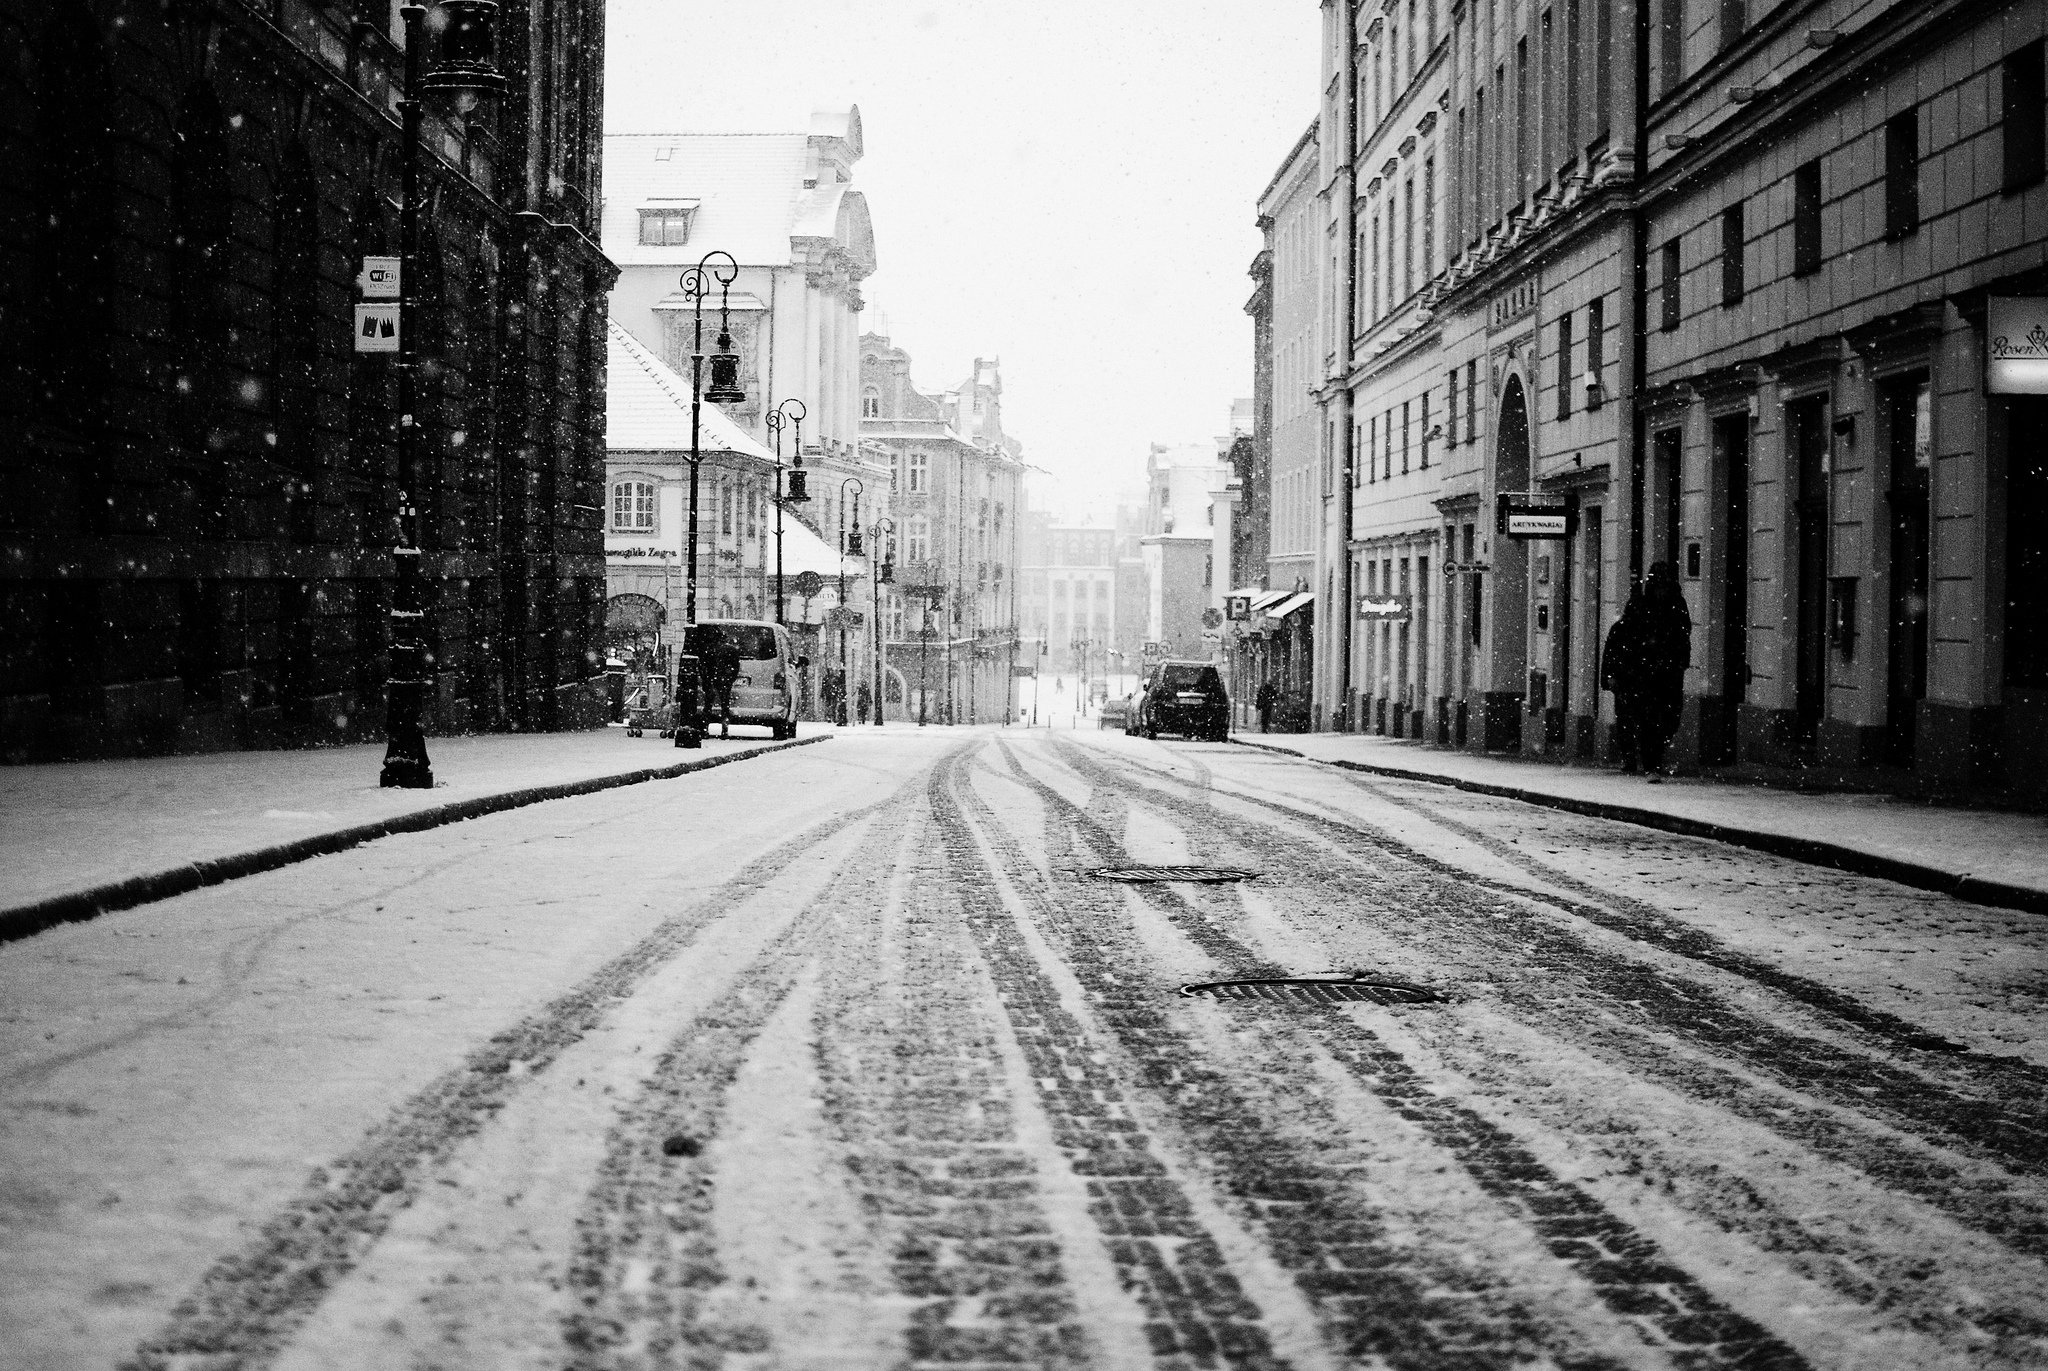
[681, 619, 803, 739]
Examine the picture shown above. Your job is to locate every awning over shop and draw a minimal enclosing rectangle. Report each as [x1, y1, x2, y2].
[1249, 589, 1294, 612]
[1266, 592, 1315, 619]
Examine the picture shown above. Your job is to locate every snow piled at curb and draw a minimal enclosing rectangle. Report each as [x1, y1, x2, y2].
[0, 734, 831, 943]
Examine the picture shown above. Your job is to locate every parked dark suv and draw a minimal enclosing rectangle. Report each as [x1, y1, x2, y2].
[1137, 660, 1230, 741]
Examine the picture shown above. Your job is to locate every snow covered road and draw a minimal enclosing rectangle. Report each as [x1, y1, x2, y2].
[2, 728, 2043, 1370]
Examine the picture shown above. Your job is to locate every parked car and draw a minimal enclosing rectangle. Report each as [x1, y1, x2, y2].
[1098, 695, 1130, 731]
[682, 620, 804, 739]
[1135, 660, 1230, 741]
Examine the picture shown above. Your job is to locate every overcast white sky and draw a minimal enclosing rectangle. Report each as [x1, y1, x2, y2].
[603, 0, 1321, 522]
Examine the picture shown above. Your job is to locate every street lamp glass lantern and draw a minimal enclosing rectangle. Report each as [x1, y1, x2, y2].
[786, 467, 810, 503]
[705, 332, 745, 405]
[847, 529, 865, 557]
[420, 0, 508, 97]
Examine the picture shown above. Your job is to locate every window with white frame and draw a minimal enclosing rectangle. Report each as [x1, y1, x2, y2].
[862, 388, 881, 419]
[908, 452, 929, 493]
[636, 201, 699, 246]
[612, 478, 657, 532]
[907, 515, 930, 563]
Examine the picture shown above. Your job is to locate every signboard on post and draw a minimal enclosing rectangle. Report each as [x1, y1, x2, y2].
[1497, 493, 1578, 540]
[1987, 297, 2048, 394]
[356, 256, 401, 299]
[1357, 592, 1412, 621]
[353, 303, 400, 353]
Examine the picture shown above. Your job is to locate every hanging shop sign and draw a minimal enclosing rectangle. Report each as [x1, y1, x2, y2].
[1225, 594, 1252, 621]
[1497, 493, 1578, 540]
[1987, 297, 2048, 395]
[1357, 592, 1412, 621]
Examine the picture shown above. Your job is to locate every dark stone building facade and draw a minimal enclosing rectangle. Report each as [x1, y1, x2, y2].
[0, 0, 614, 761]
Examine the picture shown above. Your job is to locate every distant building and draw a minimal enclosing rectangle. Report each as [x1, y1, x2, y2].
[2, 0, 613, 760]
[602, 109, 879, 652]
[858, 336, 1026, 722]
[1025, 527, 1118, 677]
[1140, 443, 1228, 661]
[1244, 120, 1322, 729]
[603, 322, 862, 714]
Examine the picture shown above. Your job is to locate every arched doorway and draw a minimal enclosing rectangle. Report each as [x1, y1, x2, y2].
[1480, 375, 1532, 752]
[606, 594, 665, 668]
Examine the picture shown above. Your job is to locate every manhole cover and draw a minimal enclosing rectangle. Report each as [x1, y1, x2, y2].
[1179, 977, 1447, 1006]
[1088, 865, 1258, 884]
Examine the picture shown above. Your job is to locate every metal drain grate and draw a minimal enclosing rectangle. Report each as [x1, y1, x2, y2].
[1180, 977, 1447, 1006]
[1088, 865, 1259, 884]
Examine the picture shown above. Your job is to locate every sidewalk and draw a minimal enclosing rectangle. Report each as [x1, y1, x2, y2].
[1233, 732, 2048, 916]
[0, 724, 835, 939]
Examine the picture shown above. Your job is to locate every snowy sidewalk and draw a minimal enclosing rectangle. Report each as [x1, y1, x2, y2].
[1233, 731, 2048, 914]
[0, 724, 837, 937]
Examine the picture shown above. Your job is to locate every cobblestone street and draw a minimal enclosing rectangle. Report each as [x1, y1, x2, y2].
[3, 729, 2044, 1371]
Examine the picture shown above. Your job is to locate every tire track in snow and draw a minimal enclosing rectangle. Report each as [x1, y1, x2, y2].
[1004, 739, 1812, 1371]
[1063, 741, 2048, 1209]
[1047, 739, 2048, 1351]
[1307, 761, 2048, 1097]
[813, 758, 1129, 1371]
[122, 785, 912, 1371]
[931, 750, 1311, 1371]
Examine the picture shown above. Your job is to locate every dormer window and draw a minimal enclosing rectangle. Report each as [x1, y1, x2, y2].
[637, 199, 699, 246]
[862, 387, 880, 419]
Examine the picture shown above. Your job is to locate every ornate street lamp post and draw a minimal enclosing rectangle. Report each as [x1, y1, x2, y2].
[836, 477, 864, 725]
[903, 557, 945, 728]
[764, 399, 809, 624]
[380, 1, 503, 789]
[681, 253, 746, 629]
[868, 517, 894, 725]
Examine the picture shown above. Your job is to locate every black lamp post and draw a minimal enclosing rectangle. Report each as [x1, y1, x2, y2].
[680, 253, 745, 631]
[904, 558, 945, 728]
[380, 1, 504, 789]
[764, 399, 808, 624]
[836, 477, 863, 725]
[869, 516, 894, 725]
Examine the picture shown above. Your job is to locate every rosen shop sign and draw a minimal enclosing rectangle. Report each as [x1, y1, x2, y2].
[1987, 298, 2048, 395]
[1357, 593, 1412, 621]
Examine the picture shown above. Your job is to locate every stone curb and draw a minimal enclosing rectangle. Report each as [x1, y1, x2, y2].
[0, 734, 832, 945]
[1229, 735, 2048, 918]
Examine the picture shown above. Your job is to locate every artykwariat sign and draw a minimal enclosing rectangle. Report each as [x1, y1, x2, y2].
[1357, 593, 1412, 622]
[1987, 298, 2048, 395]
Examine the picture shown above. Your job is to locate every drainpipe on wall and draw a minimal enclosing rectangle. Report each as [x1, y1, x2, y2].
[1332, 0, 1361, 730]
[1627, 0, 1652, 585]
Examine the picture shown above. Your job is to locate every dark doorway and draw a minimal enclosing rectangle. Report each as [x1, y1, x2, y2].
[1651, 427, 1683, 567]
[2009, 397, 2048, 691]
[1883, 375, 1931, 766]
[1712, 413, 1751, 764]
[1787, 395, 1830, 752]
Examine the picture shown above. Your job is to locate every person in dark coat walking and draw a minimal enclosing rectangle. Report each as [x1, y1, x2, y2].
[1604, 562, 1693, 778]
[1255, 679, 1277, 733]
[1600, 590, 1646, 772]
[702, 635, 741, 739]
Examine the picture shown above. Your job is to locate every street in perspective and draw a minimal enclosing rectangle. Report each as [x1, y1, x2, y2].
[6, 0, 2048, 1367]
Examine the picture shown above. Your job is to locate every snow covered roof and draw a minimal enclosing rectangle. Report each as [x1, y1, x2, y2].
[605, 318, 777, 463]
[776, 515, 864, 581]
[602, 113, 875, 276]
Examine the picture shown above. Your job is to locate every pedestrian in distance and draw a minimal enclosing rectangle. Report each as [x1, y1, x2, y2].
[1256, 679, 1277, 733]
[856, 679, 873, 725]
[702, 636, 741, 739]
[1602, 562, 1692, 781]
